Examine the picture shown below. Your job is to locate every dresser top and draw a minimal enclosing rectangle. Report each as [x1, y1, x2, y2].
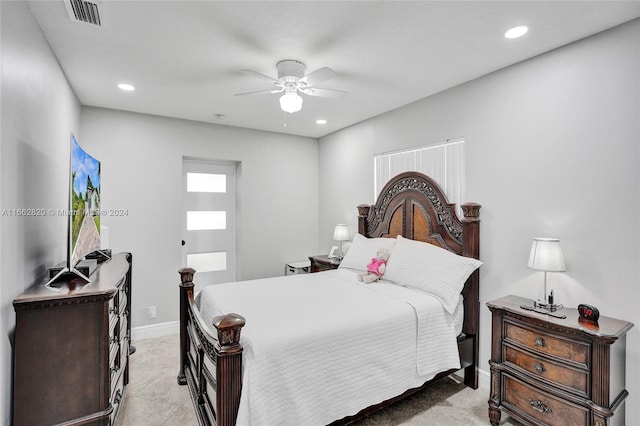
[13, 253, 130, 308]
[487, 295, 634, 340]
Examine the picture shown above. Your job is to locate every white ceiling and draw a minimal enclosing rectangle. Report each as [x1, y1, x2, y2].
[28, 1, 640, 139]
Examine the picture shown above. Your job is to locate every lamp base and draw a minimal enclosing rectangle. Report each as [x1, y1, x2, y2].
[520, 305, 567, 319]
[520, 302, 566, 319]
[534, 299, 563, 312]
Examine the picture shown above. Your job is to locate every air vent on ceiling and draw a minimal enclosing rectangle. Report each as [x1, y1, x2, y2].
[65, 0, 101, 26]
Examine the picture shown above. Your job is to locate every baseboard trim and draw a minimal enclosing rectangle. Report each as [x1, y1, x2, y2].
[131, 321, 179, 341]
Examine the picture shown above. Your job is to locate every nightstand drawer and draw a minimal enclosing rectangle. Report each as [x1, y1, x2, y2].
[503, 374, 589, 426]
[504, 320, 589, 367]
[308, 255, 340, 273]
[311, 262, 335, 272]
[504, 344, 588, 397]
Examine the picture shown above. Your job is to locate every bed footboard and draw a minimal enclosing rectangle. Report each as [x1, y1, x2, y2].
[177, 267, 245, 426]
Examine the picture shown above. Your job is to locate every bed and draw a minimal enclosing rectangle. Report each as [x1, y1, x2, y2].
[176, 171, 481, 425]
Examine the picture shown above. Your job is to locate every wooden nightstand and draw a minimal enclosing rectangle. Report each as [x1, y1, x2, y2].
[487, 295, 633, 426]
[308, 255, 340, 272]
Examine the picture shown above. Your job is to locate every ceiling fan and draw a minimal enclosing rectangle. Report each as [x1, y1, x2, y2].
[235, 60, 348, 113]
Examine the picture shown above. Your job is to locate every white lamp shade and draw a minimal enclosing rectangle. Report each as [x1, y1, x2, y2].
[527, 237, 566, 272]
[279, 91, 303, 113]
[333, 224, 349, 241]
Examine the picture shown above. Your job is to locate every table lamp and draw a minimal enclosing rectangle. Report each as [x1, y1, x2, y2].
[527, 237, 566, 311]
[333, 224, 350, 260]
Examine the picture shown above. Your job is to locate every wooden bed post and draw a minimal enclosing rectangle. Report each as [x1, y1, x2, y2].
[461, 202, 481, 389]
[177, 267, 195, 386]
[357, 204, 371, 236]
[213, 313, 245, 426]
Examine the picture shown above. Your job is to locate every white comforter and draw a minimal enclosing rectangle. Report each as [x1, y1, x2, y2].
[198, 268, 462, 426]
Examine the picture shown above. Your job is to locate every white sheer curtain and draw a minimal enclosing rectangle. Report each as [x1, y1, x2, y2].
[374, 139, 465, 211]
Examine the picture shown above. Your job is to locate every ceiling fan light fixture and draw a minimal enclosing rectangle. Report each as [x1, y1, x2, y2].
[505, 25, 528, 39]
[280, 91, 303, 113]
[117, 83, 135, 91]
[237, 59, 345, 114]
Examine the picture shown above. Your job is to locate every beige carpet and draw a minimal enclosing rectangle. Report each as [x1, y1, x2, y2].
[117, 333, 520, 425]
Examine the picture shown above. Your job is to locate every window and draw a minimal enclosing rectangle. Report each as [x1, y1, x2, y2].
[186, 211, 226, 231]
[186, 252, 227, 272]
[187, 173, 226, 193]
[374, 139, 465, 209]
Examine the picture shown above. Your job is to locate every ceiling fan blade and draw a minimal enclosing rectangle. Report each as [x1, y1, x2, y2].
[299, 67, 336, 86]
[300, 87, 348, 98]
[234, 88, 284, 96]
[241, 69, 282, 85]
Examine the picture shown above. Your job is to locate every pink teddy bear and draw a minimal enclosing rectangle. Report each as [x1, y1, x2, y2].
[358, 247, 391, 284]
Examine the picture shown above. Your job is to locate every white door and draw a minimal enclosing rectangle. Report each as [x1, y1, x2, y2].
[182, 159, 236, 285]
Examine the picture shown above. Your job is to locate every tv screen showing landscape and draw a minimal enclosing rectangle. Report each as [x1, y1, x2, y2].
[70, 134, 101, 267]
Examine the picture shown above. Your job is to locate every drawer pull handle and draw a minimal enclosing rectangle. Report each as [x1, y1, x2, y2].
[534, 362, 546, 373]
[529, 398, 552, 414]
[534, 337, 546, 347]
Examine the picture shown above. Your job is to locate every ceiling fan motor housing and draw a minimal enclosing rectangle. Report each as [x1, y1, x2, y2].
[277, 60, 306, 83]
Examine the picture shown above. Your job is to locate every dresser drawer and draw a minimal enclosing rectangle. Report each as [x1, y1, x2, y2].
[504, 344, 589, 397]
[109, 314, 120, 345]
[109, 297, 120, 332]
[503, 374, 589, 426]
[110, 366, 125, 424]
[119, 314, 128, 341]
[119, 288, 127, 313]
[109, 340, 120, 370]
[504, 320, 590, 368]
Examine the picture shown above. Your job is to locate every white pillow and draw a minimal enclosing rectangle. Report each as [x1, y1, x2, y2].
[384, 236, 482, 314]
[339, 233, 396, 271]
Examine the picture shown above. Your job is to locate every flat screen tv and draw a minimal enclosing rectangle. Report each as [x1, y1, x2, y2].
[48, 133, 103, 284]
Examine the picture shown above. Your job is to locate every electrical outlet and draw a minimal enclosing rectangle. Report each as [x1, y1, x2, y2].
[146, 306, 157, 319]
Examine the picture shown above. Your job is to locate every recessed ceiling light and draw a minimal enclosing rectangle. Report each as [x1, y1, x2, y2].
[316, 119, 327, 125]
[505, 26, 528, 39]
[118, 83, 135, 91]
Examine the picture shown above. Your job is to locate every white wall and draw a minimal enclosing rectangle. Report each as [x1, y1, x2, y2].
[0, 2, 82, 423]
[319, 19, 640, 424]
[80, 108, 319, 328]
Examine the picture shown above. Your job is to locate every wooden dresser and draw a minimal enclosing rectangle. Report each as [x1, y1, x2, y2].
[13, 253, 132, 425]
[487, 295, 633, 426]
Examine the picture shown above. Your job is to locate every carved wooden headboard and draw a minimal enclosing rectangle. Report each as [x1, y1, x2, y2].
[357, 171, 481, 338]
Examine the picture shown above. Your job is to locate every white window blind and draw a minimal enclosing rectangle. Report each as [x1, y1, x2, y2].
[374, 139, 465, 209]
